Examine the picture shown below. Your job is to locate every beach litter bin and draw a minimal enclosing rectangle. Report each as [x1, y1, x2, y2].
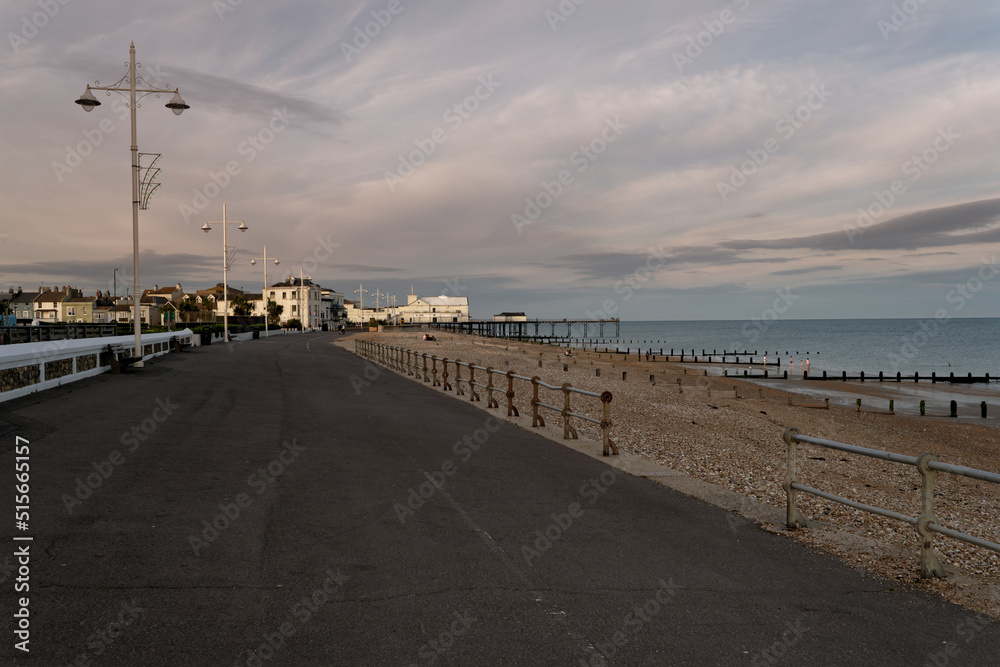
[252, 330, 259, 339]
[200, 330, 212, 346]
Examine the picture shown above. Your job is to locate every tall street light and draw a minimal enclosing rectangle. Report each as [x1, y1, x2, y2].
[202, 203, 248, 342]
[250, 247, 280, 339]
[75, 42, 189, 367]
[354, 284, 368, 327]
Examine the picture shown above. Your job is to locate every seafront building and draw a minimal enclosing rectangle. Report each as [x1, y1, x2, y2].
[343, 293, 471, 325]
[0, 278, 409, 330]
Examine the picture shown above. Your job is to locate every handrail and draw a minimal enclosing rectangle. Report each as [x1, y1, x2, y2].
[354, 339, 617, 455]
[783, 427, 1000, 579]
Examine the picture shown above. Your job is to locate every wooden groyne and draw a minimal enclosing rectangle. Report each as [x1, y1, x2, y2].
[805, 371, 999, 384]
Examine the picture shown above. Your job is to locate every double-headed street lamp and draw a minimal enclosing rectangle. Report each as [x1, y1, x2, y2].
[354, 284, 368, 327]
[201, 203, 248, 342]
[250, 247, 280, 338]
[75, 42, 189, 367]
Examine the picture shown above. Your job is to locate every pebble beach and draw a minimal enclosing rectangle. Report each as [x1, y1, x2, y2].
[339, 331, 1000, 619]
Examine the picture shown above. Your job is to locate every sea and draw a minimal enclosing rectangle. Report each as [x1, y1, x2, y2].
[564, 318, 1000, 377]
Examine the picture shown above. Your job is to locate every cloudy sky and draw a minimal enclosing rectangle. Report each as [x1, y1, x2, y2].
[3, 0, 1000, 320]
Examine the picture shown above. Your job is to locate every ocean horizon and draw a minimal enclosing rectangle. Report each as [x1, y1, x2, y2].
[560, 317, 999, 377]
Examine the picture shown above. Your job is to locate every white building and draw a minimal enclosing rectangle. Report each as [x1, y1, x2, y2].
[400, 294, 470, 324]
[344, 299, 386, 325]
[266, 276, 323, 329]
[493, 312, 527, 322]
[321, 288, 346, 325]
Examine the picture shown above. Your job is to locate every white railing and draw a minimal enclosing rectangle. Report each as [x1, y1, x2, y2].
[0, 330, 193, 402]
[782, 427, 1000, 578]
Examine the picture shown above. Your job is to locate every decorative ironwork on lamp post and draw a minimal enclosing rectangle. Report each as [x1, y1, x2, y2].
[75, 42, 188, 366]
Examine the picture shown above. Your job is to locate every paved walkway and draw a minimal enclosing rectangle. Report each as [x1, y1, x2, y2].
[0, 332, 997, 665]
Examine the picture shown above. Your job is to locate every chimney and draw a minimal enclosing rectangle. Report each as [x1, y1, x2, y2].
[154, 284, 158, 291]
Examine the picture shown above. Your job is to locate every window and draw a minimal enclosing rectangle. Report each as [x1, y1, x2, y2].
[83, 308, 88, 315]
[282, 292, 287, 299]
[67, 307, 75, 316]
[292, 305, 297, 314]
[432, 307, 436, 313]
[270, 291, 275, 298]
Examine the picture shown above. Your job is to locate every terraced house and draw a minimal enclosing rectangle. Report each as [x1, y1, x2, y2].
[62, 295, 96, 323]
[34, 288, 72, 323]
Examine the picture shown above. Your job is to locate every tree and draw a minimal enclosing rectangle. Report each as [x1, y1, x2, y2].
[179, 297, 198, 312]
[266, 299, 283, 326]
[284, 317, 302, 330]
[231, 294, 254, 318]
[158, 304, 175, 330]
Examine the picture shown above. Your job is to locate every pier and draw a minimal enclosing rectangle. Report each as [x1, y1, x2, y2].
[430, 318, 620, 341]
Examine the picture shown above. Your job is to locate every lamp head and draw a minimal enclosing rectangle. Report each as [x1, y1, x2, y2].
[201, 222, 211, 233]
[165, 90, 189, 116]
[75, 87, 100, 112]
[238, 222, 248, 232]
[274, 259, 279, 265]
[250, 259, 257, 266]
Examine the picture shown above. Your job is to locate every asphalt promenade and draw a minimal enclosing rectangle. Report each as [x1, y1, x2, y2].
[0, 332, 998, 665]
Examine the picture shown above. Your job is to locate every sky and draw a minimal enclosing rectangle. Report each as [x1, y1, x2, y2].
[3, 0, 1000, 321]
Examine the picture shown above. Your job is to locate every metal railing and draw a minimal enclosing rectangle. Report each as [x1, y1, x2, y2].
[0, 323, 118, 344]
[782, 427, 1000, 578]
[356, 340, 618, 456]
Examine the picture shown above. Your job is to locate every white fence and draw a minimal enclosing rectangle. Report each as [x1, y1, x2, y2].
[0, 329, 193, 402]
[782, 427, 1000, 578]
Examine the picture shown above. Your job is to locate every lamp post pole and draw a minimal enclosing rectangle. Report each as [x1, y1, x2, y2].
[75, 42, 189, 366]
[354, 284, 368, 327]
[202, 203, 248, 342]
[251, 247, 280, 339]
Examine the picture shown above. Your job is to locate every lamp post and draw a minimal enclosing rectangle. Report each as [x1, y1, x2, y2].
[250, 247, 280, 338]
[113, 268, 119, 304]
[354, 284, 368, 328]
[201, 203, 248, 342]
[75, 42, 189, 367]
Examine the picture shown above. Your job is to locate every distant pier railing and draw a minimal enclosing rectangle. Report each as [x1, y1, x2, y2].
[355, 339, 618, 456]
[429, 319, 620, 341]
[782, 428, 1000, 579]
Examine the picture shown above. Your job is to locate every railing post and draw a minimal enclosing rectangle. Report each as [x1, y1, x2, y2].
[531, 376, 545, 427]
[432, 356, 440, 386]
[600, 391, 617, 456]
[422, 353, 430, 382]
[441, 358, 452, 391]
[506, 370, 519, 417]
[916, 452, 947, 578]
[406, 349, 413, 375]
[468, 365, 480, 402]
[485, 367, 498, 407]
[454, 360, 464, 396]
[561, 383, 578, 440]
[782, 428, 808, 529]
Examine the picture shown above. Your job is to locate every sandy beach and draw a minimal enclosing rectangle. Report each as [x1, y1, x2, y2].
[338, 330, 1000, 619]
